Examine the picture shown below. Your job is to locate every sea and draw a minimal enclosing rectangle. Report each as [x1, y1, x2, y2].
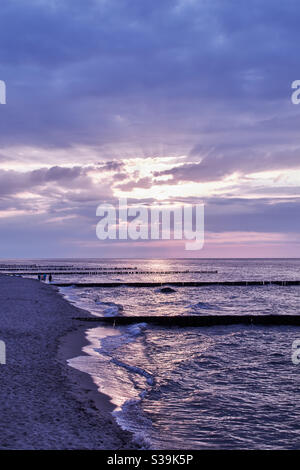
[3, 258, 300, 449]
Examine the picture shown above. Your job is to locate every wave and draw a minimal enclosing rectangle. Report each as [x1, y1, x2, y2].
[112, 358, 154, 386]
[185, 301, 217, 311]
[94, 300, 124, 316]
[113, 398, 153, 449]
[94, 322, 154, 445]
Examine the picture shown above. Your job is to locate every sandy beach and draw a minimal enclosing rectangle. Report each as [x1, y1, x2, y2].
[0, 274, 134, 449]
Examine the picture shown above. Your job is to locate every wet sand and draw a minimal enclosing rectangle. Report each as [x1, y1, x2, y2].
[0, 274, 134, 449]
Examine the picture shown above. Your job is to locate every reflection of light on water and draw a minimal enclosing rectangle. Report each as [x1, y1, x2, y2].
[54, 259, 300, 449]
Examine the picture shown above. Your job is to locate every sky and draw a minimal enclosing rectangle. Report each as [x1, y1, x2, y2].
[0, 0, 299, 258]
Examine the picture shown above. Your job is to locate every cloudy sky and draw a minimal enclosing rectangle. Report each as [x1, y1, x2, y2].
[0, 0, 299, 258]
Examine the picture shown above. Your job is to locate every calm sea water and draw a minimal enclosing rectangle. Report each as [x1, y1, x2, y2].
[5, 258, 300, 449]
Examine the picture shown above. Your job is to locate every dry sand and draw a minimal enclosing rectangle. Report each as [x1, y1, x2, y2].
[0, 274, 134, 449]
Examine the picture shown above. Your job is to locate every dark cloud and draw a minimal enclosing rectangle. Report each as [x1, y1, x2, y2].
[154, 146, 300, 182]
[0, 1, 299, 256]
[98, 161, 125, 172]
[0, 165, 86, 196]
[0, 164, 116, 198]
[116, 176, 153, 191]
[32, 165, 83, 182]
[0, 0, 300, 152]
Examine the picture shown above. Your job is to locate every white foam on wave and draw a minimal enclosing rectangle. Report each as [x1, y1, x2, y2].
[185, 301, 217, 310]
[112, 358, 154, 386]
[113, 398, 153, 449]
[59, 283, 154, 446]
[94, 299, 124, 316]
[94, 322, 155, 446]
[126, 322, 148, 336]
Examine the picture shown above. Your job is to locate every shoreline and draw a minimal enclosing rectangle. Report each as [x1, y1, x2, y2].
[57, 323, 117, 415]
[0, 274, 135, 449]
